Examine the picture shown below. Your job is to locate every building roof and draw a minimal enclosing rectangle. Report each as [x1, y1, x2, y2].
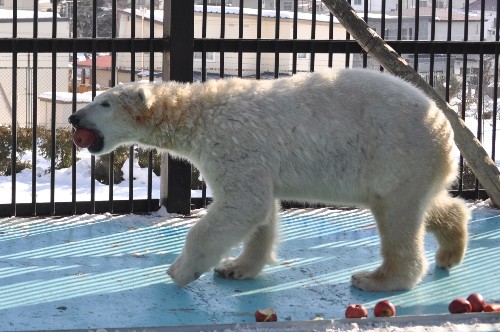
[77, 55, 112, 68]
[468, 0, 497, 11]
[118, 6, 400, 24]
[38, 91, 104, 103]
[0, 8, 58, 19]
[400, 7, 481, 21]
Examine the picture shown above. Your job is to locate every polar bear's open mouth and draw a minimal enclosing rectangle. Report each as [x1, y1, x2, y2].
[72, 128, 104, 153]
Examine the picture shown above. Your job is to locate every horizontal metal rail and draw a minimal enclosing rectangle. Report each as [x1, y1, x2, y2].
[1, 38, 499, 55]
[0, 38, 168, 53]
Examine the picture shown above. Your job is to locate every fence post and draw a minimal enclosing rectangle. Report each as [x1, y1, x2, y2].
[161, 0, 193, 215]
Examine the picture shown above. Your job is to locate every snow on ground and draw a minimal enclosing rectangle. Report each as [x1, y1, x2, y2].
[0, 148, 212, 204]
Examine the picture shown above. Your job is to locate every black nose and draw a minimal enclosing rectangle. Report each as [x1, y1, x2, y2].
[68, 114, 79, 126]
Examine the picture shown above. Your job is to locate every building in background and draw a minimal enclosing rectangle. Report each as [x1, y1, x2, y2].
[0, 9, 70, 128]
[0, 0, 53, 11]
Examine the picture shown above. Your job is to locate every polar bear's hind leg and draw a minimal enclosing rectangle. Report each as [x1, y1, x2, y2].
[352, 192, 429, 291]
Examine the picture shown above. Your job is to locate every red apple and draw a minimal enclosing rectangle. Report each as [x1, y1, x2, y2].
[484, 304, 500, 312]
[345, 304, 368, 318]
[255, 308, 277, 322]
[466, 293, 486, 312]
[73, 128, 96, 148]
[374, 300, 396, 317]
[448, 298, 472, 314]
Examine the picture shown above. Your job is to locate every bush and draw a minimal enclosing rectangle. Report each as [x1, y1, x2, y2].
[0, 126, 31, 176]
[38, 127, 75, 169]
[95, 146, 129, 185]
[137, 147, 161, 176]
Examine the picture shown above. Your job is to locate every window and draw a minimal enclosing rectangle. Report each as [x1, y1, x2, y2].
[354, 0, 362, 5]
[297, 53, 309, 59]
[194, 52, 215, 61]
[267, 0, 275, 9]
[284, 1, 293, 11]
[419, 0, 427, 7]
[0, 0, 4, 6]
[401, 28, 408, 40]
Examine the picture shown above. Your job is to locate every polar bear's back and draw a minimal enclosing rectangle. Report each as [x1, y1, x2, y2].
[233, 69, 456, 203]
[181, 69, 456, 204]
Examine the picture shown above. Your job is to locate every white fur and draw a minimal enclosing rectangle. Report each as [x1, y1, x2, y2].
[70, 69, 470, 291]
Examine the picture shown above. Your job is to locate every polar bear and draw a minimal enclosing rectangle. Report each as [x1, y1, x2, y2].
[69, 68, 470, 291]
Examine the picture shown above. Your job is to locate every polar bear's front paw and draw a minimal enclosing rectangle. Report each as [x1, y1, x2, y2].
[167, 254, 204, 287]
[214, 257, 263, 280]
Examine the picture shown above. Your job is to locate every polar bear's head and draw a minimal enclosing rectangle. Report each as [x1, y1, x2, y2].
[68, 82, 156, 155]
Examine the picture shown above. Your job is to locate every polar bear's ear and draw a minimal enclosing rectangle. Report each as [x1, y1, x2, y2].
[137, 86, 154, 109]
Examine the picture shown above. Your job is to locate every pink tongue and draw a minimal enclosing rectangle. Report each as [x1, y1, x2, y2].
[73, 128, 96, 148]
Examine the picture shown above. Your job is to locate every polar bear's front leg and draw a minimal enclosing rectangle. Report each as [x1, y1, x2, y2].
[167, 216, 220, 286]
[167, 175, 275, 286]
[214, 203, 278, 280]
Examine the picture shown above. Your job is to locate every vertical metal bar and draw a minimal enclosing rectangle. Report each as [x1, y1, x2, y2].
[328, 12, 334, 68]
[397, 0, 402, 40]
[381, 0, 386, 40]
[131, 0, 137, 83]
[220, 0, 226, 78]
[479, 0, 485, 40]
[11, 1, 17, 215]
[256, 0, 262, 78]
[31, 3, 39, 215]
[379, 0, 386, 71]
[344, 0, 350, 68]
[444, 0, 452, 101]
[274, 0, 281, 78]
[414, 0, 420, 70]
[362, 0, 367, 68]
[464, 0, 469, 40]
[129, 0, 137, 213]
[477, 53, 484, 143]
[108, 0, 118, 213]
[202, 0, 208, 81]
[50, 3, 58, 215]
[292, 0, 298, 73]
[199, 2, 208, 210]
[162, 0, 194, 215]
[71, 0, 78, 214]
[459, 0, 470, 194]
[147, 0, 155, 212]
[429, 0, 436, 87]
[310, 0, 317, 72]
[474, 0, 486, 196]
[238, 0, 244, 77]
[89, 0, 98, 214]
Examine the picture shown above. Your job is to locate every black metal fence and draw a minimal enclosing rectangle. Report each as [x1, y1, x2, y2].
[0, 0, 498, 217]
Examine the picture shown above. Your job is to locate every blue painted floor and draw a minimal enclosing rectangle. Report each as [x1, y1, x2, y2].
[1, 205, 500, 331]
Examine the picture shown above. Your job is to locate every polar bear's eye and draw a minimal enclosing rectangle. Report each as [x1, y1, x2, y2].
[101, 101, 110, 107]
